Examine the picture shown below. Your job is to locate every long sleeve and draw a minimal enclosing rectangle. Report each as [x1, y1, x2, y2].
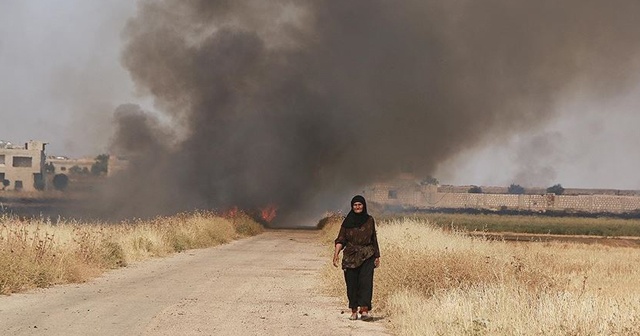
[371, 218, 380, 258]
[335, 225, 347, 248]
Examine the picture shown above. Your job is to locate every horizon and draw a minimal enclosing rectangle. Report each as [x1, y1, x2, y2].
[2, 0, 640, 198]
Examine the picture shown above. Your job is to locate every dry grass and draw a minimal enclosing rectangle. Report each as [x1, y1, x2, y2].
[0, 211, 262, 295]
[321, 216, 640, 335]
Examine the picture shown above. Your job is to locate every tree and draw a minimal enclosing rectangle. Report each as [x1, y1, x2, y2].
[468, 185, 483, 193]
[508, 184, 525, 195]
[45, 162, 55, 174]
[546, 184, 565, 195]
[91, 154, 109, 176]
[69, 165, 83, 175]
[420, 176, 440, 185]
[53, 174, 69, 191]
[33, 173, 45, 191]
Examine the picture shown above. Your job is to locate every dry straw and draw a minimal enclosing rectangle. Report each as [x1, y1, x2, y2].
[0, 211, 262, 295]
[321, 216, 640, 335]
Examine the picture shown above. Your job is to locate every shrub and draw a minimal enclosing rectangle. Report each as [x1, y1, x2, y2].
[547, 184, 565, 195]
[507, 183, 525, 194]
[468, 185, 483, 193]
[52, 174, 69, 191]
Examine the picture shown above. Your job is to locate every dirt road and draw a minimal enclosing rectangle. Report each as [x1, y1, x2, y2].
[0, 231, 390, 336]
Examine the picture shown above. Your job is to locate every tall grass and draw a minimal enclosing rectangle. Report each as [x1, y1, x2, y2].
[321, 216, 640, 335]
[0, 211, 262, 295]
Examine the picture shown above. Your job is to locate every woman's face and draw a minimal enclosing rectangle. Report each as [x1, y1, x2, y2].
[352, 202, 364, 214]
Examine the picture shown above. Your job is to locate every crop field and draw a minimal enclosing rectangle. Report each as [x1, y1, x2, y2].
[0, 211, 262, 295]
[380, 212, 640, 237]
[321, 215, 640, 335]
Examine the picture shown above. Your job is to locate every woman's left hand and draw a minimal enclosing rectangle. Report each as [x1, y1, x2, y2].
[333, 254, 340, 268]
[374, 257, 380, 268]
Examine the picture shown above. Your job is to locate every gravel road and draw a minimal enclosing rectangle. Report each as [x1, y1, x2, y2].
[0, 230, 390, 336]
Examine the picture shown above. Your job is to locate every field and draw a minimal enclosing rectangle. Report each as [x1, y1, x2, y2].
[4, 204, 640, 334]
[320, 215, 640, 335]
[0, 211, 263, 295]
[378, 212, 640, 237]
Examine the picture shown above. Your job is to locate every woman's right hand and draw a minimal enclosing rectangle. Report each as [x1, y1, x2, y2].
[332, 254, 340, 268]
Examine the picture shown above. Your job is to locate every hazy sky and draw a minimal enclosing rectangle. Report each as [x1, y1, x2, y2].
[438, 85, 640, 190]
[1, 1, 639, 190]
[0, 0, 140, 156]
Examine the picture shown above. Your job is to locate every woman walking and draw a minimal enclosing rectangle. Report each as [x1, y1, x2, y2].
[333, 195, 380, 321]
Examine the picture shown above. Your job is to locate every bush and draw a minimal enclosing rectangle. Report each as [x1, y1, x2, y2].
[468, 185, 483, 193]
[507, 184, 525, 194]
[421, 176, 440, 185]
[547, 184, 565, 195]
[53, 174, 69, 191]
[91, 154, 109, 176]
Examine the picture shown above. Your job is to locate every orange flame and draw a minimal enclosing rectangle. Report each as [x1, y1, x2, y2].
[260, 204, 277, 223]
[224, 206, 239, 219]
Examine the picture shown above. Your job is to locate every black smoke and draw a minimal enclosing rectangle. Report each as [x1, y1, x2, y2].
[104, 0, 640, 224]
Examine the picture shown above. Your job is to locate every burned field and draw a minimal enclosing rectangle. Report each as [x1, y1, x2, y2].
[0, 195, 92, 221]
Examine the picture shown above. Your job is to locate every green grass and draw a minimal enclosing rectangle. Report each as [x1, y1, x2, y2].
[382, 213, 640, 237]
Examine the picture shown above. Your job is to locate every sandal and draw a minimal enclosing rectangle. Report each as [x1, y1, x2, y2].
[360, 311, 373, 321]
[349, 313, 358, 320]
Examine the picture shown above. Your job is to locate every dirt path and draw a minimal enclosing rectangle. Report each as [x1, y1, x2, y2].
[0, 230, 390, 336]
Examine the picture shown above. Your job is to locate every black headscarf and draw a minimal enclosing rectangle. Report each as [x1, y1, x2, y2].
[341, 195, 370, 228]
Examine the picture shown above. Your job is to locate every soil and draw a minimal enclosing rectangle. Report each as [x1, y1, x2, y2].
[0, 230, 390, 336]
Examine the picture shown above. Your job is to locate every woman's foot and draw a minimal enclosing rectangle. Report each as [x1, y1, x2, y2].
[359, 308, 372, 321]
[348, 308, 358, 320]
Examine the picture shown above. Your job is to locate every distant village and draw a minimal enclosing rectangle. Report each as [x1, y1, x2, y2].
[3, 139, 640, 215]
[0, 139, 125, 193]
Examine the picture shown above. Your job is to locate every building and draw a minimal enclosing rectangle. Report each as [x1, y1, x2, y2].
[0, 140, 47, 191]
[107, 155, 129, 176]
[47, 156, 95, 175]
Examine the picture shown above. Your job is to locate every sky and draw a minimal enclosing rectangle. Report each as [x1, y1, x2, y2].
[1, 1, 640, 191]
[438, 87, 640, 190]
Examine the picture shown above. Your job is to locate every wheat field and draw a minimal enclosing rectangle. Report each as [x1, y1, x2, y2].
[321, 216, 640, 335]
[0, 211, 263, 295]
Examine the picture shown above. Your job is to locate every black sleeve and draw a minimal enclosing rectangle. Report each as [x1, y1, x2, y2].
[371, 217, 380, 258]
[335, 225, 347, 249]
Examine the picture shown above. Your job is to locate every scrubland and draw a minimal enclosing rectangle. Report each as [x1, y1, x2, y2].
[321, 216, 640, 335]
[0, 212, 262, 295]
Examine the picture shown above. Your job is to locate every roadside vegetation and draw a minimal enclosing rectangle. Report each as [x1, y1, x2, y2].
[0, 211, 262, 295]
[321, 216, 640, 335]
[379, 212, 640, 237]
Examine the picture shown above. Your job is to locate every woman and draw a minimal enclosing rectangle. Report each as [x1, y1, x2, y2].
[333, 195, 380, 321]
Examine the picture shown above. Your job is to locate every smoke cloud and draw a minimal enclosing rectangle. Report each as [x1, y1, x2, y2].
[512, 132, 564, 188]
[103, 0, 640, 224]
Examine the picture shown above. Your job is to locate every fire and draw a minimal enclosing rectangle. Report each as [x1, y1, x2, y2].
[224, 206, 239, 219]
[223, 205, 277, 224]
[260, 204, 277, 223]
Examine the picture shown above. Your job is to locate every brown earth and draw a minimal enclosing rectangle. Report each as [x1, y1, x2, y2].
[0, 230, 390, 336]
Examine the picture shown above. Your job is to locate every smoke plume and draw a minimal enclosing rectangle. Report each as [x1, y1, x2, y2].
[105, 0, 640, 224]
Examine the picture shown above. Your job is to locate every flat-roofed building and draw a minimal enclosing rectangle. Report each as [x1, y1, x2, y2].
[107, 155, 128, 176]
[0, 140, 47, 191]
[47, 156, 94, 175]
